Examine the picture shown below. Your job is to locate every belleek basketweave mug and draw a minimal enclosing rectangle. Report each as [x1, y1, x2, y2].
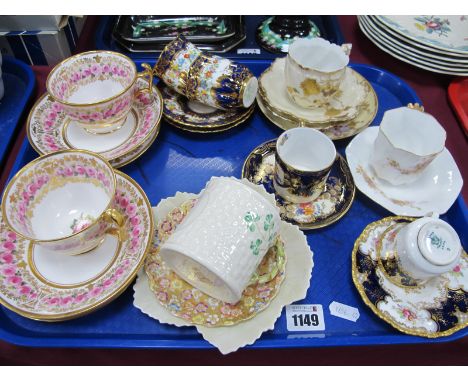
[273, 127, 337, 204]
[154, 35, 258, 110]
[46, 50, 156, 134]
[370, 107, 446, 186]
[159, 177, 281, 304]
[285, 37, 350, 108]
[1, 150, 125, 256]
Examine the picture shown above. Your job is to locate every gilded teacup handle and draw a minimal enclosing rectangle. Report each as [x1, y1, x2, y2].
[248, 239, 285, 286]
[135, 63, 156, 97]
[104, 208, 127, 241]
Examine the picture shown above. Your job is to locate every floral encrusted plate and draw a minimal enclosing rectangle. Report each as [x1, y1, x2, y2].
[160, 84, 254, 133]
[27, 78, 162, 168]
[144, 198, 286, 327]
[352, 216, 468, 338]
[242, 139, 355, 230]
[0, 171, 153, 321]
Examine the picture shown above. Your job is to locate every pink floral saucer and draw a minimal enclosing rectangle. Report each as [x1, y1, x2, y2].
[0, 171, 153, 321]
[27, 78, 162, 168]
[145, 199, 286, 327]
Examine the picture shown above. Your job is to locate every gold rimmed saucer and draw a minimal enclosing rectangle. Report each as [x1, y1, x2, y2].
[145, 198, 287, 327]
[27, 78, 163, 168]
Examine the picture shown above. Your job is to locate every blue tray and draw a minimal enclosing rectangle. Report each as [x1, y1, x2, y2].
[0, 60, 467, 349]
[0, 55, 35, 168]
[95, 16, 344, 61]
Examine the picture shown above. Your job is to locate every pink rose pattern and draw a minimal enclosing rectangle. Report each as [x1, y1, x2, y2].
[145, 199, 286, 327]
[0, 175, 150, 315]
[30, 79, 161, 161]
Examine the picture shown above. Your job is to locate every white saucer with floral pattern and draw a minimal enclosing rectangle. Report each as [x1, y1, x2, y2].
[346, 126, 463, 216]
[0, 171, 153, 321]
[242, 139, 355, 230]
[352, 216, 467, 338]
[27, 78, 163, 168]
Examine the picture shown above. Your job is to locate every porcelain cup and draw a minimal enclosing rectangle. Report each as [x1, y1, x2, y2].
[155, 35, 258, 110]
[285, 37, 350, 108]
[46, 50, 156, 134]
[273, 127, 337, 203]
[1, 150, 125, 256]
[370, 107, 446, 185]
[394, 217, 462, 284]
[159, 177, 281, 304]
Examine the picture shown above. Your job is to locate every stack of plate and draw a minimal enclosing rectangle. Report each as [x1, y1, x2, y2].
[358, 15, 468, 76]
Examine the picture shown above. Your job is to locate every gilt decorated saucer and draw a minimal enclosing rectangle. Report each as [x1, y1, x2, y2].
[352, 216, 467, 338]
[0, 171, 153, 321]
[242, 139, 355, 230]
[27, 78, 163, 168]
[160, 84, 255, 133]
[145, 198, 286, 327]
[345, 126, 463, 216]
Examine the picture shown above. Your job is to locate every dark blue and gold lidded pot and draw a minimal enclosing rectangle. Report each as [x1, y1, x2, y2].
[274, 127, 337, 203]
[154, 35, 258, 110]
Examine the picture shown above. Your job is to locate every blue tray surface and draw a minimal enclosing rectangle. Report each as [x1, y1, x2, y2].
[95, 16, 344, 61]
[0, 61, 466, 349]
[0, 56, 35, 167]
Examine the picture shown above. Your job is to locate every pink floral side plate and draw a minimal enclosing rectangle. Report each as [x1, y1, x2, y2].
[27, 77, 162, 168]
[0, 171, 153, 321]
[352, 216, 467, 338]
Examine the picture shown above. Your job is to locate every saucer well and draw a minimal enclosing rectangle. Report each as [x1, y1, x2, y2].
[256, 72, 377, 141]
[0, 171, 153, 321]
[352, 216, 467, 338]
[242, 140, 355, 230]
[345, 126, 463, 216]
[145, 198, 286, 327]
[258, 58, 370, 125]
[160, 84, 255, 133]
[27, 77, 163, 168]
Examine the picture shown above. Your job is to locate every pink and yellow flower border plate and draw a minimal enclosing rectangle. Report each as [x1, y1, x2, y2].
[0, 171, 153, 321]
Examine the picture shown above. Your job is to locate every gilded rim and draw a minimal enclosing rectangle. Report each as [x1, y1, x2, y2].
[241, 139, 356, 230]
[46, 50, 140, 107]
[351, 216, 468, 338]
[0, 170, 154, 322]
[164, 104, 255, 134]
[26, 82, 164, 163]
[1, 149, 117, 243]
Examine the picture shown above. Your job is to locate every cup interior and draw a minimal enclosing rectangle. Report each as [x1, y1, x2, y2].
[2, 151, 115, 241]
[288, 38, 349, 72]
[276, 127, 337, 172]
[380, 107, 446, 156]
[47, 51, 136, 105]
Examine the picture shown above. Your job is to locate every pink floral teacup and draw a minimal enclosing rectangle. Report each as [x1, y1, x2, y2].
[1, 150, 125, 256]
[46, 51, 155, 134]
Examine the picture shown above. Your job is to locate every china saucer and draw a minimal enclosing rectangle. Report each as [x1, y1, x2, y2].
[258, 58, 371, 125]
[352, 216, 467, 338]
[27, 77, 163, 168]
[242, 139, 355, 230]
[345, 126, 463, 216]
[256, 74, 377, 141]
[145, 198, 286, 327]
[0, 171, 153, 321]
[160, 84, 255, 133]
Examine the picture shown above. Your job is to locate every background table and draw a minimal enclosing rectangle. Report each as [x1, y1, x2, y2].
[0, 15, 467, 365]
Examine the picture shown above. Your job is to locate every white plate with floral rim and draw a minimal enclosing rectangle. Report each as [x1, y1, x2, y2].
[27, 77, 163, 168]
[345, 126, 463, 216]
[352, 216, 467, 338]
[0, 171, 153, 321]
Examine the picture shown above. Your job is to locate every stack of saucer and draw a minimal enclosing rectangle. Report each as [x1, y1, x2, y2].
[27, 51, 163, 168]
[257, 37, 378, 140]
[358, 16, 468, 76]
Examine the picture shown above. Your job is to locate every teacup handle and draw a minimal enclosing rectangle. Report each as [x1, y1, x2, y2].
[248, 238, 286, 286]
[104, 208, 127, 241]
[135, 63, 156, 98]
